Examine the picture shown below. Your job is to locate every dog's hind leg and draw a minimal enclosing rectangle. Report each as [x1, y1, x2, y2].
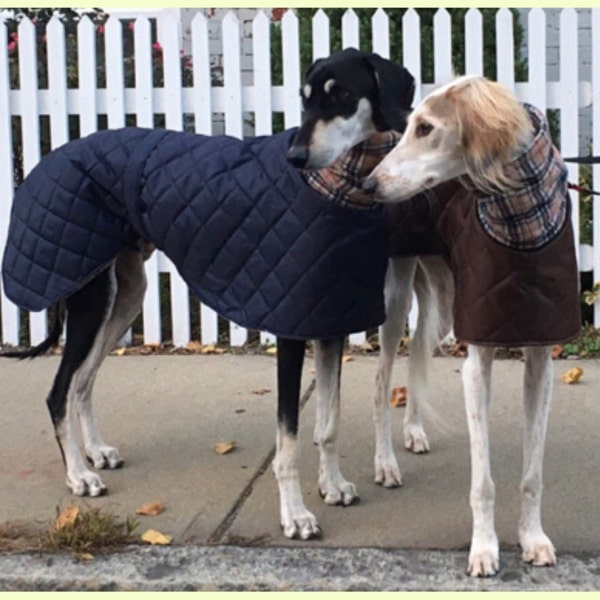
[313, 337, 358, 506]
[405, 255, 453, 453]
[462, 344, 498, 577]
[274, 337, 321, 539]
[75, 248, 148, 470]
[373, 257, 417, 487]
[47, 266, 118, 497]
[518, 345, 556, 567]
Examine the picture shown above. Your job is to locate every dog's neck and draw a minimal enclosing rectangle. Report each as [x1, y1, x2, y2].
[303, 130, 402, 208]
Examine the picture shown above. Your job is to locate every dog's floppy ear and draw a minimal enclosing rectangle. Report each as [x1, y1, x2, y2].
[304, 57, 326, 81]
[364, 53, 415, 132]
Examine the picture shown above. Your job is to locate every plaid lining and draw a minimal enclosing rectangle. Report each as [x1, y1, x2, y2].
[475, 103, 569, 250]
[303, 130, 402, 209]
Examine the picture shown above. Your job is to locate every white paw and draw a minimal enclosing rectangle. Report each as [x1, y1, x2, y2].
[374, 455, 403, 488]
[467, 540, 500, 577]
[319, 476, 359, 506]
[281, 510, 322, 540]
[520, 533, 556, 567]
[66, 469, 107, 497]
[404, 423, 430, 454]
[86, 444, 124, 470]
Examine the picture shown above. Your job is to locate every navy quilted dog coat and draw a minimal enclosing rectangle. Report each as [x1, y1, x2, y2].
[2, 128, 388, 340]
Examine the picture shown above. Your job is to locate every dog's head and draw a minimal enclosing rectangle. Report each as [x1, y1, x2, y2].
[288, 48, 415, 170]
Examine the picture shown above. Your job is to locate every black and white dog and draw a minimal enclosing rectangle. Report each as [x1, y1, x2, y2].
[2, 48, 432, 541]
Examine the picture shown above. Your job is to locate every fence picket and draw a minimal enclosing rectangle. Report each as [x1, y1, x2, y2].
[371, 9, 390, 58]
[464, 9, 483, 75]
[592, 8, 600, 327]
[77, 16, 98, 136]
[527, 8, 547, 110]
[433, 9, 452, 84]
[0, 18, 19, 344]
[402, 9, 422, 101]
[342, 9, 360, 50]
[281, 9, 301, 129]
[312, 9, 330, 61]
[18, 17, 46, 345]
[105, 16, 125, 128]
[47, 16, 69, 147]
[162, 13, 192, 347]
[131, 17, 161, 345]
[560, 8, 580, 262]
[496, 8, 515, 88]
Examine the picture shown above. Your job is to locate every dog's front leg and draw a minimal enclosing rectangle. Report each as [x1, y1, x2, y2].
[274, 337, 321, 539]
[462, 344, 498, 577]
[519, 345, 556, 567]
[313, 338, 358, 506]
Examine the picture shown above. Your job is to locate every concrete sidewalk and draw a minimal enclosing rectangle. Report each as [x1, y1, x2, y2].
[0, 352, 599, 590]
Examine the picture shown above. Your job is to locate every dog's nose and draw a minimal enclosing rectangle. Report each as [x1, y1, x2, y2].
[287, 145, 309, 169]
[362, 177, 379, 195]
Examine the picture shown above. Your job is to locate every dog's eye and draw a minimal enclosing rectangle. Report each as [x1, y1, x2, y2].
[415, 122, 433, 138]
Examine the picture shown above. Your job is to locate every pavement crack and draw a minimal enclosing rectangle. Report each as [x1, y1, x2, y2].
[188, 378, 316, 545]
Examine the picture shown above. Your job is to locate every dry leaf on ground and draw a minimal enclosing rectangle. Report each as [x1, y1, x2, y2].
[251, 388, 271, 395]
[214, 440, 237, 455]
[342, 355, 354, 363]
[390, 386, 407, 408]
[135, 501, 166, 516]
[141, 529, 172, 545]
[562, 366, 583, 384]
[113, 347, 126, 357]
[186, 341, 203, 352]
[54, 505, 79, 530]
[266, 347, 277, 355]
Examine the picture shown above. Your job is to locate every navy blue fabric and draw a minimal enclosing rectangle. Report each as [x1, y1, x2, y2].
[2, 127, 388, 339]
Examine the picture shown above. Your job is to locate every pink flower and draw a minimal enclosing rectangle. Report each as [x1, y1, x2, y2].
[97, 24, 105, 34]
[128, 21, 135, 30]
[7, 40, 17, 52]
[152, 42, 162, 53]
[10, 32, 18, 41]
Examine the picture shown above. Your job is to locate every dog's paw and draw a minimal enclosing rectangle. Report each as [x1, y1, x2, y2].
[86, 445, 124, 470]
[374, 456, 403, 488]
[66, 469, 107, 497]
[319, 477, 359, 506]
[281, 511, 322, 540]
[403, 423, 430, 454]
[520, 533, 556, 567]
[467, 541, 500, 577]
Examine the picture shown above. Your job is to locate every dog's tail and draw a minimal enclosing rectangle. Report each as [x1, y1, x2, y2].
[410, 257, 454, 433]
[0, 303, 65, 359]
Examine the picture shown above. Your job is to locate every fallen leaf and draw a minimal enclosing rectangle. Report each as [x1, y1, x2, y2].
[551, 345, 563, 359]
[251, 388, 271, 395]
[78, 552, 94, 561]
[141, 529, 172, 545]
[265, 347, 277, 355]
[186, 341, 203, 352]
[200, 344, 216, 354]
[342, 355, 354, 363]
[214, 440, 237, 455]
[54, 505, 79, 530]
[562, 366, 583, 384]
[113, 347, 126, 357]
[390, 386, 407, 408]
[136, 501, 166, 516]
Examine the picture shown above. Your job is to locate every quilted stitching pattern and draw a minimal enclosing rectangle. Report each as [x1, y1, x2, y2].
[2, 128, 388, 339]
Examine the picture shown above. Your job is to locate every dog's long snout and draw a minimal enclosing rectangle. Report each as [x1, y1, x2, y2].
[287, 145, 309, 169]
[362, 177, 379, 196]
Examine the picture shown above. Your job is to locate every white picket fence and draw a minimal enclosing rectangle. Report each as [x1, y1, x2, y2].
[0, 7, 598, 348]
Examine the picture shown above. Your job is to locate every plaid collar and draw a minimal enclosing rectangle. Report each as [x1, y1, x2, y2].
[475, 103, 569, 250]
[303, 130, 402, 209]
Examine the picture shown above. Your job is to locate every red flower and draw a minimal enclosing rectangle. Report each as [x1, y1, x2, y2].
[128, 21, 135, 30]
[152, 42, 162, 53]
[97, 24, 105, 34]
[7, 40, 17, 52]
